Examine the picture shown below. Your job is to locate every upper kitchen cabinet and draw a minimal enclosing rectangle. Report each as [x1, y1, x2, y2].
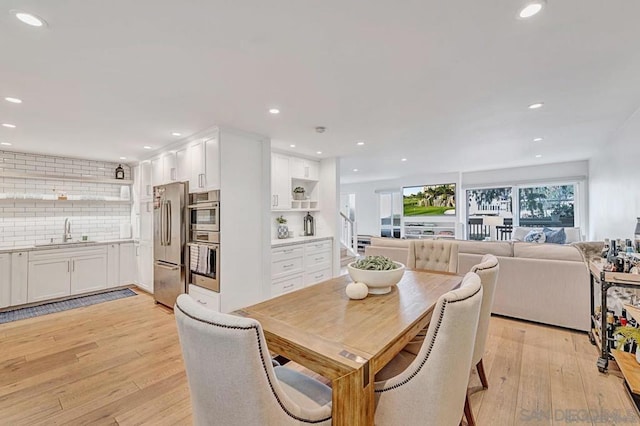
[271, 153, 291, 210]
[176, 145, 190, 183]
[162, 152, 178, 183]
[139, 161, 153, 201]
[151, 157, 164, 188]
[291, 157, 319, 181]
[188, 136, 220, 193]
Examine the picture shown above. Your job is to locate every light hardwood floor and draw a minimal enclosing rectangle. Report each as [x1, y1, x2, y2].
[1, 290, 637, 425]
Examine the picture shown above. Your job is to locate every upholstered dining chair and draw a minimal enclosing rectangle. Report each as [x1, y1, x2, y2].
[373, 272, 483, 426]
[463, 254, 500, 426]
[174, 294, 332, 426]
[406, 239, 459, 273]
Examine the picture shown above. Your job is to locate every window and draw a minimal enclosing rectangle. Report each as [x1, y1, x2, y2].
[379, 191, 402, 238]
[518, 184, 575, 227]
[466, 187, 513, 240]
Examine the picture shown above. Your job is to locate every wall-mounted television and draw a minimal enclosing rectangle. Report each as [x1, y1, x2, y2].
[403, 184, 456, 217]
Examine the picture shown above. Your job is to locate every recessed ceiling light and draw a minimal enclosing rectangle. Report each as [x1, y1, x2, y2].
[2, 123, 16, 128]
[269, 108, 280, 114]
[401, 158, 408, 162]
[4, 97, 22, 104]
[143, 146, 152, 150]
[290, 144, 296, 148]
[356, 141, 365, 146]
[13, 11, 46, 27]
[119, 156, 127, 160]
[171, 132, 182, 137]
[0, 142, 12, 146]
[533, 137, 543, 142]
[353, 168, 359, 172]
[518, 1, 545, 19]
[528, 102, 544, 109]
[535, 154, 542, 158]
[316, 151, 322, 155]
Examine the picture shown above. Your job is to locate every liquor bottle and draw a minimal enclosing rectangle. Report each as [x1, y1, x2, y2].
[602, 238, 610, 258]
[626, 239, 634, 255]
[607, 240, 617, 264]
[635, 218, 640, 253]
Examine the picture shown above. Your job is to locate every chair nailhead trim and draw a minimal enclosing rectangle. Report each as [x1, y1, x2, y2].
[176, 303, 331, 424]
[375, 285, 482, 393]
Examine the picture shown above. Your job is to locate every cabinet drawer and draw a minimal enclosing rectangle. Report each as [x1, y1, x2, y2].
[304, 251, 332, 269]
[304, 268, 332, 286]
[272, 256, 304, 279]
[304, 239, 332, 255]
[188, 284, 220, 312]
[272, 245, 304, 262]
[272, 274, 304, 296]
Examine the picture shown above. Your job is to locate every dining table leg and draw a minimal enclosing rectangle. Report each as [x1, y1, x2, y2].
[332, 361, 374, 425]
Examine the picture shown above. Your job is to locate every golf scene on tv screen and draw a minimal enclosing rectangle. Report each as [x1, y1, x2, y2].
[403, 184, 456, 216]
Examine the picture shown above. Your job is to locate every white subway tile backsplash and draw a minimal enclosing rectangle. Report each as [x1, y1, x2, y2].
[0, 150, 132, 247]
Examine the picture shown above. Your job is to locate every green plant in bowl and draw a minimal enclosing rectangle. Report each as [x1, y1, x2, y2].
[348, 255, 405, 295]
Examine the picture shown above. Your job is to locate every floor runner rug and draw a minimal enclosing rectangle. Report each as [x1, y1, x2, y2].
[0, 288, 137, 324]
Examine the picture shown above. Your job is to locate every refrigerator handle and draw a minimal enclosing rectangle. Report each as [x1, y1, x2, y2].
[166, 200, 172, 246]
[160, 200, 166, 246]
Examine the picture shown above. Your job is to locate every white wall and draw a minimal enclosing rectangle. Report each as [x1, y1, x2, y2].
[319, 157, 341, 275]
[341, 161, 589, 238]
[589, 111, 640, 240]
[219, 129, 271, 312]
[0, 150, 132, 248]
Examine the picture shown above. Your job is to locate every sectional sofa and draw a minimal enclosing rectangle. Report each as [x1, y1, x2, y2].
[365, 237, 591, 331]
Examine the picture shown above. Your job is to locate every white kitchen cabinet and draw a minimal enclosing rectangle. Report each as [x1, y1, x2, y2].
[140, 161, 153, 201]
[270, 238, 334, 296]
[188, 136, 220, 193]
[291, 158, 319, 181]
[272, 274, 304, 297]
[10, 252, 28, 306]
[139, 201, 153, 243]
[70, 254, 108, 295]
[136, 242, 153, 293]
[176, 145, 190, 183]
[163, 152, 177, 183]
[271, 153, 291, 210]
[107, 244, 120, 288]
[203, 136, 220, 190]
[0, 254, 10, 308]
[188, 284, 220, 311]
[151, 157, 164, 187]
[28, 246, 108, 303]
[28, 258, 71, 303]
[119, 243, 137, 284]
[304, 268, 332, 286]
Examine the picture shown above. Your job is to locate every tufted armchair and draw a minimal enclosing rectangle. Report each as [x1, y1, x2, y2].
[406, 240, 459, 273]
[374, 272, 483, 426]
[174, 295, 332, 426]
[463, 254, 500, 426]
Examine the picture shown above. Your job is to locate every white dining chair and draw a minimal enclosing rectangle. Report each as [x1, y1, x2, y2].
[373, 272, 483, 426]
[463, 254, 500, 426]
[406, 239, 459, 273]
[174, 294, 332, 426]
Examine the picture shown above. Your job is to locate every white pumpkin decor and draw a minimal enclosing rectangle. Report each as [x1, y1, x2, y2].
[346, 282, 369, 300]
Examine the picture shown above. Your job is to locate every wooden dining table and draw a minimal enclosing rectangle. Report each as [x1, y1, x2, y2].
[233, 269, 462, 426]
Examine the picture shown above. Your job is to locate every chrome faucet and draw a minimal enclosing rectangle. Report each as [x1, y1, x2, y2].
[63, 218, 72, 242]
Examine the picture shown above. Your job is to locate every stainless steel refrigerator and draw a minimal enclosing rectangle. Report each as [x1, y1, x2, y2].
[153, 182, 188, 308]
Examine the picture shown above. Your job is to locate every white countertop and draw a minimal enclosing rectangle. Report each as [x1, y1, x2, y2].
[271, 235, 333, 247]
[0, 239, 137, 254]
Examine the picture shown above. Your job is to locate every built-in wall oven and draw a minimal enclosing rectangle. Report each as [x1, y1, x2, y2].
[188, 190, 220, 293]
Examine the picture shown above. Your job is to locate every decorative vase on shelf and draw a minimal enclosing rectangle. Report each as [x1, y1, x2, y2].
[277, 224, 289, 239]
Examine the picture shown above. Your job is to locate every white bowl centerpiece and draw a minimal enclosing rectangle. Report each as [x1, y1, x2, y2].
[347, 256, 405, 295]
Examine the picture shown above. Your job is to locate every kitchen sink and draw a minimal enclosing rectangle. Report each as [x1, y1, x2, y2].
[35, 240, 97, 247]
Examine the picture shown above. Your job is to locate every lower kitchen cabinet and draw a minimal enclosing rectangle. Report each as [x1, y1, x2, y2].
[10, 252, 28, 306]
[136, 242, 153, 293]
[70, 254, 108, 295]
[188, 284, 220, 311]
[107, 243, 120, 288]
[0, 254, 10, 308]
[270, 237, 333, 297]
[27, 246, 108, 303]
[28, 258, 72, 303]
[119, 243, 137, 284]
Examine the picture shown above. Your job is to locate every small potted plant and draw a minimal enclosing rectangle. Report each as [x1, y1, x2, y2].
[293, 186, 306, 200]
[276, 215, 289, 239]
[614, 326, 640, 363]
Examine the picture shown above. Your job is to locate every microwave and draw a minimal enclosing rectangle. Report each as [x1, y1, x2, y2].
[189, 191, 220, 233]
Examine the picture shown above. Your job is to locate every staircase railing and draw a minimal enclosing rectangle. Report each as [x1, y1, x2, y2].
[340, 212, 358, 255]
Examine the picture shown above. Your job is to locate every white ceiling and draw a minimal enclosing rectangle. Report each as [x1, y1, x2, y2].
[1, 1, 639, 184]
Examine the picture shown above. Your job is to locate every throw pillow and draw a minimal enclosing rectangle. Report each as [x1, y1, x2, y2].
[543, 227, 567, 244]
[524, 229, 546, 244]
